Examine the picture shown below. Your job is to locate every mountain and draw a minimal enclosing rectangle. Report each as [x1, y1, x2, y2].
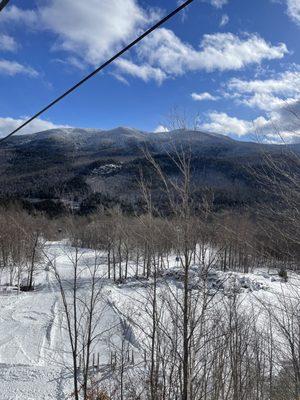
[0, 127, 298, 215]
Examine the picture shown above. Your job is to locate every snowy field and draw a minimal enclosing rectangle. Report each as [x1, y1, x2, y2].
[0, 241, 299, 399]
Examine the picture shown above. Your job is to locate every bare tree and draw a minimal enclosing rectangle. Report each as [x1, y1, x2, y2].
[46, 219, 109, 400]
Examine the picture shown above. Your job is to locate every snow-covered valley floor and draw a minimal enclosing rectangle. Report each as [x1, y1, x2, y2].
[0, 241, 299, 400]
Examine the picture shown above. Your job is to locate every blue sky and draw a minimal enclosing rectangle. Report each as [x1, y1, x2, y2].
[0, 0, 300, 142]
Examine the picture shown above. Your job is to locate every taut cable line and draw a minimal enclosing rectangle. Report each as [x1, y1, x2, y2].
[0, 1, 10, 13]
[0, 0, 195, 144]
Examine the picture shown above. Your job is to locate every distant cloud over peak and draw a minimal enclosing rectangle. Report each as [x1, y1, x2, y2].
[199, 68, 300, 143]
[0, 116, 70, 137]
[154, 125, 169, 133]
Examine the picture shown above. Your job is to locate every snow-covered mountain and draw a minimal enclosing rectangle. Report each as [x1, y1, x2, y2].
[0, 127, 298, 214]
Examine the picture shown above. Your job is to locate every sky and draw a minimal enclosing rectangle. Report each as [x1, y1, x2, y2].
[0, 0, 300, 142]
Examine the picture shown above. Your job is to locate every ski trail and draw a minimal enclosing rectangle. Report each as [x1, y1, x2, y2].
[107, 297, 140, 349]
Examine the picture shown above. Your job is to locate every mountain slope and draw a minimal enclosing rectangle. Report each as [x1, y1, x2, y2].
[0, 127, 298, 214]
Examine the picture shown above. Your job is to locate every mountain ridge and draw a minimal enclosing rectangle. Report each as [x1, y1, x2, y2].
[0, 127, 298, 215]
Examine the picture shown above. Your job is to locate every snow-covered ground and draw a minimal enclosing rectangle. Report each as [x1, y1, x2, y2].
[0, 269, 64, 399]
[0, 241, 298, 399]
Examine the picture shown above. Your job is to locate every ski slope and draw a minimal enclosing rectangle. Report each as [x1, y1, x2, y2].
[0, 268, 66, 399]
[0, 241, 298, 399]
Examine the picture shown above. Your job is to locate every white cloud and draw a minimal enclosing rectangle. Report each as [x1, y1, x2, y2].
[110, 72, 130, 86]
[227, 70, 300, 111]
[199, 105, 300, 142]
[115, 58, 167, 84]
[41, 0, 160, 65]
[0, 5, 38, 25]
[0, 1, 160, 66]
[286, 0, 300, 25]
[0, 59, 38, 76]
[239, 93, 297, 111]
[154, 125, 169, 133]
[191, 92, 219, 101]
[214, 69, 300, 142]
[228, 71, 300, 98]
[0, 116, 70, 137]
[0, 34, 17, 51]
[199, 112, 257, 136]
[258, 100, 300, 142]
[220, 14, 229, 27]
[209, 0, 228, 8]
[0, 3, 288, 83]
[136, 30, 288, 76]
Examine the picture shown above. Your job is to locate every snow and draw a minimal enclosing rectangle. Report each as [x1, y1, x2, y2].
[0, 365, 65, 400]
[0, 241, 299, 399]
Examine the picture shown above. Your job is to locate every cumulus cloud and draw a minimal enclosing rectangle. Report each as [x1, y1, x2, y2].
[0, 5, 38, 25]
[154, 125, 169, 133]
[136, 30, 288, 77]
[223, 69, 300, 141]
[239, 93, 297, 112]
[228, 71, 300, 98]
[199, 103, 300, 143]
[258, 101, 300, 142]
[0, 59, 38, 76]
[0, 116, 70, 137]
[0, 2, 288, 83]
[200, 68, 300, 142]
[199, 112, 258, 136]
[227, 70, 300, 111]
[118, 30, 287, 82]
[191, 92, 219, 101]
[286, 0, 300, 25]
[0, 34, 17, 51]
[0, 0, 160, 66]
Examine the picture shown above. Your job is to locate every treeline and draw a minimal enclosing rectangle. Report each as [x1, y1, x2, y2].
[63, 208, 300, 279]
[1, 203, 298, 290]
[0, 207, 47, 289]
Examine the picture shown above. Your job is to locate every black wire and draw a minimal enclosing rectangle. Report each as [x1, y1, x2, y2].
[0, 0, 10, 13]
[0, 0, 195, 144]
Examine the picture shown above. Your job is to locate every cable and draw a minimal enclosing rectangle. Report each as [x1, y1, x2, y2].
[0, 0, 10, 13]
[0, 0, 195, 144]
